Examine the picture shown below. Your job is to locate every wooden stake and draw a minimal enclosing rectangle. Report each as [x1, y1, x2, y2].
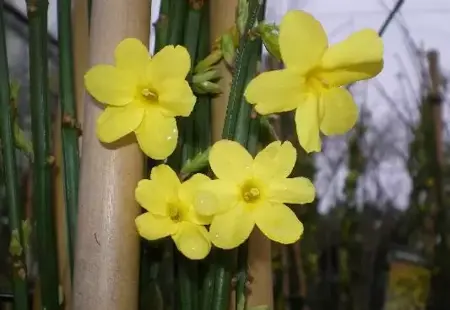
[427, 50, 443, 166]
[72, 1, 150, 309]
[209, 0, 237, 141]
[52, 107, 72, 310]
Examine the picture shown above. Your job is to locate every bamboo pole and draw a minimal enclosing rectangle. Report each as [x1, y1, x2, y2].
[247, 230, 274, 309]
[209, 0, 237, 141]
[72, 0, 150, 309]
[52, 107, 72, 310]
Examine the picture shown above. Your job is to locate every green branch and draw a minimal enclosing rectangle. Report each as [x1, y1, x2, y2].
[0, 4, 29, 309]
[58, 0, 80, 278]
[27, 0, 60, 308]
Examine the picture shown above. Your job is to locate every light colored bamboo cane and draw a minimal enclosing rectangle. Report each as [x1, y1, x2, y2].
[72, 1, 150, 309]
[247, 229, 274, 309]
[209, 0, 237, 142]
[53, 107, 72, 310]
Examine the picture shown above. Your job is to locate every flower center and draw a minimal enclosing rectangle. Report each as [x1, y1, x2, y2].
[140, 87, 159, 103]
[167, 203, 182, 222]
[241, 181, 261, 203]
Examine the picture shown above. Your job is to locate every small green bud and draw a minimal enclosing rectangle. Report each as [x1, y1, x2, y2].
[236, 0, 249, 36]
[221, 32, 236, 67]
[10, 81, 20, 102]
[14, 121, 34, 160]
[9, 230, 23, 257]
[193, 81, 221, 95]
[192, 69, 221, 84]
[195, 49, 223, 74]
[22, 219, 32, 250]
[181, 148, 211, 175]
[258, 22, 281, 60]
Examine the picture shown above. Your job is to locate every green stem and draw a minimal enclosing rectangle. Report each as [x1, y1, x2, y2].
[57, 0, 80, 278]
[168, 0, 188, 46]
[212, 1, 265, 310]
[234, 5, 264, 309]
[154, 0, 171, 53]
[139, 1, 174, 309]
[221, 0, 263, 142]
[27, 0, 60, 308]
[201, 253, 216, 310]
[176, 3, 206, 308]
[193, 1, 211, 154]
[0, 4, 29, 310]
[167, 0, 189, 171]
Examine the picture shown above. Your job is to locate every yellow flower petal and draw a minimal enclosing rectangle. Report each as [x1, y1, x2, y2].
[180, 174, 212, 225]
[209, 140, 253, 182]
[150, 164, 181, 195]
[135, 107, 178, 160]
[158, 79, 197, 117]
[84, 65, 137, 106]
[194, 180, 239, 216]
[244, 69, 304, 114]
[135, 213, 178, 240]
[148, 45, 190, 88]
[253, 141, 296, 180]
[179, 173, 211, 204]
[172, 222, 211, 260]
[268, 177, 315, 204]
[114, 38, 150, 80]
[279, 10, 328, 72]
[316, 29, 383, 86]
[319, 87, 358, 136]
[209, 204, 254, 249]
[254, 202, 303, 244]
[295, 96, 321, 153]
[135, 179, 168, 216]
[96, 101, 144, 143]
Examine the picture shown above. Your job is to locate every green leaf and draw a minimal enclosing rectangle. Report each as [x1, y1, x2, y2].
[236, 0, 249, 36]
[258, 22, 281, 60]
[221, 33, 236, 68]
[22, 219, 32, 250]
[9, 229, 23, 257]
[192, 81, 221, 95]
[236, 291, 246, 310]
[180, 148, 210, 175]
[14, 121, 34, 160]
[10, 80, 20, 102]
[195, 49, 223, 74]
[192, 68, 221, 84]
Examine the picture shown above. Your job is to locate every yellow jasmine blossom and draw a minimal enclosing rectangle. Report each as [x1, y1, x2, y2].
[135, 164, 211, 260]
[85, 38, 196, 160]
[195, 140, 315, 249]
[245, 10, 384, 153]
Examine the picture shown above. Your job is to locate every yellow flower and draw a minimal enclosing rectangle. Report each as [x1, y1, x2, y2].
[135, 164, 211, 260]
[194, 140, 315, 249]
[245, 10, 383, 153]
[85, 38, 196, 160]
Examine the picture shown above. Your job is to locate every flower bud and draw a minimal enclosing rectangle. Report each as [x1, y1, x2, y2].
[221, 32, 236, 67]
[181, 148, 211, 175]
[195, 49, 223, 74]
[258, 22, 281, 60]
